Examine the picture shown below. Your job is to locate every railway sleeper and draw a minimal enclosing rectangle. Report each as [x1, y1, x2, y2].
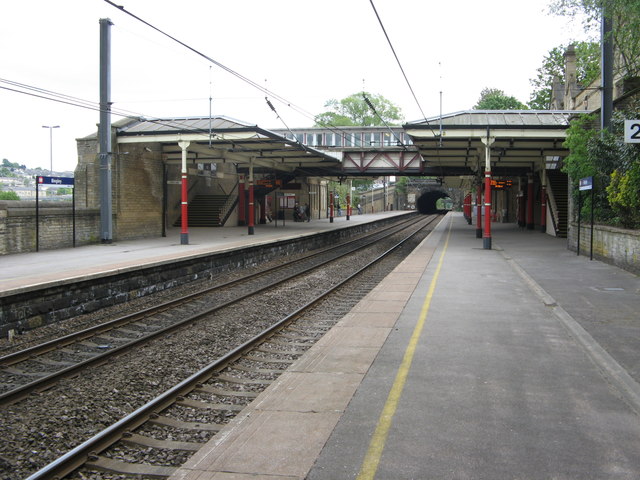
[256, 345, 305, 355]
[266, 339, 313, 347]
[243, 354, 295, 364]
[214, 373, 272, 385]
[230, 364, 285, 374]
[177, 397, 246, 411]
[195, 384, 259, 397]
[121, 432, 202, 452]
[0, 366, 49, 377]
[31, 357, 75, 367]
[277, 332, 318, 341]
[148, 414, 223, 432]
[85, 455, 176, 478]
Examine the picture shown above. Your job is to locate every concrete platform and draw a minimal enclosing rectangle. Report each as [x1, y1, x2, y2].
[169, 212, 640, 480]
[0, 211, 407, 295]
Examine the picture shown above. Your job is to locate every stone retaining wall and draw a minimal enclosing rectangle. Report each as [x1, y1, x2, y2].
[568, 222, 639, 275]
[0, 215, 407, 337]
[0, 201, 101, 255]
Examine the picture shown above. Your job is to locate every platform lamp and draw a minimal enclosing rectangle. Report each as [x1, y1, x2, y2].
[42, 125, 60, 174]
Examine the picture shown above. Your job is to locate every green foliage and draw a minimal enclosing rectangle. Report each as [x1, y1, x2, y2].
[315, 92, 403, 127]
[473, 88, 527, 110]
[0, 191, 20, 200]
[549, 0, 640, 78]
[563, 107, 640, 228]
[528, 41, 600, 109]
[607, 162, 640, 227]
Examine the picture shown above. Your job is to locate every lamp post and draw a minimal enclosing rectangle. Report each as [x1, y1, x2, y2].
[42, 125, 60, 174]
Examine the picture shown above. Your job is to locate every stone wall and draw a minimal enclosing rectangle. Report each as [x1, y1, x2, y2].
[568, 222, 640, 275]
[0, 200, 100, 255]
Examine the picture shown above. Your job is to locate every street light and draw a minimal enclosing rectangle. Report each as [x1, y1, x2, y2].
[42, 125, 60, 174]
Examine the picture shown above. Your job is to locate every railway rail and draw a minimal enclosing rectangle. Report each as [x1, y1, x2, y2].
[0, 215, 422, 406]
[1, 214, 442, 480]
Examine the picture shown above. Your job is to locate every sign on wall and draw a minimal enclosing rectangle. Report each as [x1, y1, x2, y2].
[624, 120, 640, 143]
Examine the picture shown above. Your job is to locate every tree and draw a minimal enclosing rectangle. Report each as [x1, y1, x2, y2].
[528, 41, 600, 109]
[549, 0, 640, 78]
[315, 92, 403, 127]
[473, 88, 527, 110]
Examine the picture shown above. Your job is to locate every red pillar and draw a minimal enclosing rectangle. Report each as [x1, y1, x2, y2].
[238, 174, 246, 226]
[181, 170, 188, 244]
[483, 171, 492, 249]
[248, 176, 255, 235]
[476, 184, 482, 238]
[463, 193, 472, 224]
[540, 184, 547, 233]
[329, 191, 334, 223]
[526, 173, 534, 230]
[346, 194, 351, 220]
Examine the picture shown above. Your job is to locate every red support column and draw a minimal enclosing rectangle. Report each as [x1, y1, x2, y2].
[483, 171, 492, 249]
[476, 184, 482, 238]
[248, 170, 255, 235]
[329, 191, 334, 223]
[181, 170, 188, 244]
[238, 174, 246, 226]
[540, 184, 547, 233]
[178, 140, 190, 245]
[346, 194, 351, 220]
[463, 193, 472, 224]
[526, 173, 534, 230]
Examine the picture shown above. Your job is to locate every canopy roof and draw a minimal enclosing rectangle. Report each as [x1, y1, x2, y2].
[114, 116, 342, 175]
[404, 110, 584, 176]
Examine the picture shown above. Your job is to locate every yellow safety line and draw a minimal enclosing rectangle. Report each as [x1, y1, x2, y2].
[356, 217, 453, 480]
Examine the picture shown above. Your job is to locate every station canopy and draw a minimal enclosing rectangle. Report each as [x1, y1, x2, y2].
[115, 116, 342, 176]
[404, 110, 584, 178]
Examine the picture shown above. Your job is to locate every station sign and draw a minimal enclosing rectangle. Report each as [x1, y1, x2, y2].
[579, 176, 593, 191]
[37, 176, 74, 186]
[624, 120, 640, 143]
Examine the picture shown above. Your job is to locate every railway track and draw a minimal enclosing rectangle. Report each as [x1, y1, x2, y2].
[0, 215, 423, 406]
[2, 214, 441, 480]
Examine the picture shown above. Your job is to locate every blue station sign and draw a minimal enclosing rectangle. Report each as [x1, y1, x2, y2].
[37, 176, 74, 186]
[579, 176, 593, 191]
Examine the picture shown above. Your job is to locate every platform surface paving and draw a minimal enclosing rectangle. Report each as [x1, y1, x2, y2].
[169, 212, 640, 480]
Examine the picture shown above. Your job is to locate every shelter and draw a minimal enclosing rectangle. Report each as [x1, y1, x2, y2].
[75, 116, 341, 242]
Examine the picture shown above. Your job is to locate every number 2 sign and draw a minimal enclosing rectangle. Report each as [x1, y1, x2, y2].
[624, 120, 640, 143]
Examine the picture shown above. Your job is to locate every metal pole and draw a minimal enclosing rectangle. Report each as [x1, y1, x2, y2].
[482, 132, 495, 250]
[178, 140, 190, 244]
[577, 191, 582, 256]
[248, 159, 255, 235]
[42, 125, 60, 174]
[99, 18, 113, 244]
[601, 5, 614, 132]
[526, 172, 534, 230]
[590, 187, 594, 260]
[35, 181, 39, 252]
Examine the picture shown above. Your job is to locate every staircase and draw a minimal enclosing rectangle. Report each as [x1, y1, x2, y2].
[546, 170, 568, 238]
[173, 194, 229, 227]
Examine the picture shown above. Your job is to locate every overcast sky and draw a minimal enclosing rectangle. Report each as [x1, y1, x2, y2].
[0, 0, 591, 173]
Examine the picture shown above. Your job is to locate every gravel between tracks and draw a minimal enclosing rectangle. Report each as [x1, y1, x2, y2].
[0, 219, 433, 480]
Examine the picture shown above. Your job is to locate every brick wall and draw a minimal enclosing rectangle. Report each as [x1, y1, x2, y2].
[0, 200, 100, 255]
[568, 222, 640, 275]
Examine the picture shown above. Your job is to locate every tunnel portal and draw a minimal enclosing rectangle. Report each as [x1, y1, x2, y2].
[417, 190, 450, 214]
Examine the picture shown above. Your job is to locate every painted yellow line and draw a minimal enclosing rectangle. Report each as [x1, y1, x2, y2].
[356, 217, 453, 480]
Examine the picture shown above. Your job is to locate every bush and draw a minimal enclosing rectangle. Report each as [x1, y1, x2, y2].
[0, 190, 20, 200]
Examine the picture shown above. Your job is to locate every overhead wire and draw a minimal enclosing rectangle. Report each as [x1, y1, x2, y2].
[102, 1, 385, 147]
[367, 0, 438, 137]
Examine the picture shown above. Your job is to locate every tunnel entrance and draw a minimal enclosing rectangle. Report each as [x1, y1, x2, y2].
[417, 190, 450, 214]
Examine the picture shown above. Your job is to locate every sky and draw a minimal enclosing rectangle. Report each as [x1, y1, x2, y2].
[0, 0, 591, 173]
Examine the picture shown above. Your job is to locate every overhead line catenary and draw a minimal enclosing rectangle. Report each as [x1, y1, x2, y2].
[367, 0, 438, 137]
[102, 1, 375, 145]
